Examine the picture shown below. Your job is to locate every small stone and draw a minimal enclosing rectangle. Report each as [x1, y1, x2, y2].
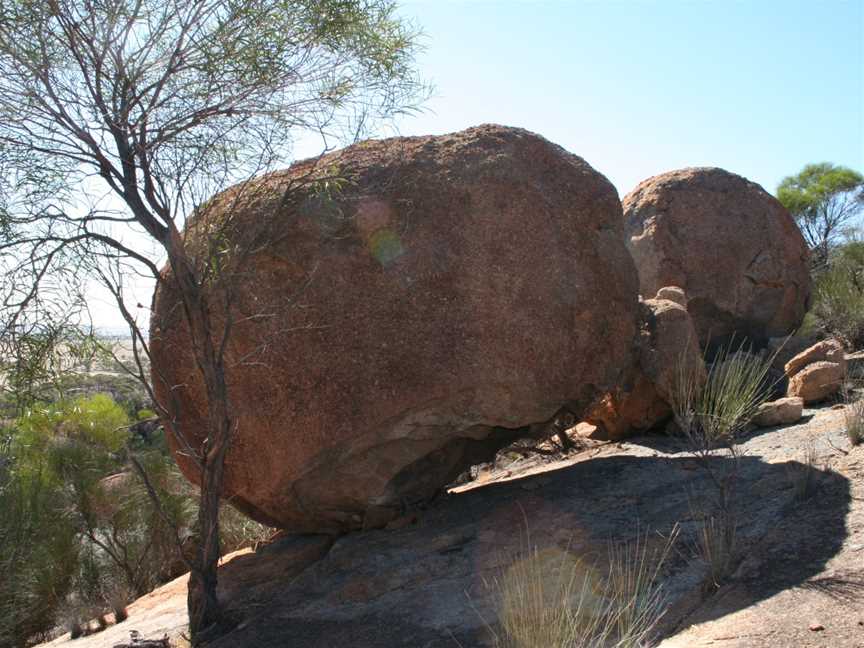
[808, 622, 825, 632]
[785, 338, 846, 378]
[787, 361, 845, 404]
[752, 397, 804, 427]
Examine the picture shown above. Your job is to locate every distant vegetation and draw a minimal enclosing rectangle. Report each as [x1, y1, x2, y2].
[778, 163, 864, 347]
[778, 162, 864, 269]
[0, 380, 271, 647]
[805, 241, 864, 348]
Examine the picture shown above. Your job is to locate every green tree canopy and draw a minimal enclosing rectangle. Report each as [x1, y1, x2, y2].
[777, 162, 864, 266]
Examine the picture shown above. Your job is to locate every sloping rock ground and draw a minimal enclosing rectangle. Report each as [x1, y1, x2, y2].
[41, 404, 863, 648]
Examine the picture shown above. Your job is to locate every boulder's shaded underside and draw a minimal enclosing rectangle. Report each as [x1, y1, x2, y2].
[207, 415, 854, 648]
[40, 404, 860, 648]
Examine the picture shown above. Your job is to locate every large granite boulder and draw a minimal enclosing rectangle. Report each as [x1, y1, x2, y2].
[150, 125, 640, 532]
[585, 288, 706, 440]
[623, 168, 811, 348]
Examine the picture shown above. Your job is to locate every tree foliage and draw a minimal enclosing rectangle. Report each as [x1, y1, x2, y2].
[777, 162, 864, 266]
[807, 241, 864, 348]
[0, 392, 271, 646]
[0, 0, 424, 638]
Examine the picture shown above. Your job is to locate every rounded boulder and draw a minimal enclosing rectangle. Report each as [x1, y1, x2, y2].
[624, 168, 811, 347]
[150, 125, 640, 532]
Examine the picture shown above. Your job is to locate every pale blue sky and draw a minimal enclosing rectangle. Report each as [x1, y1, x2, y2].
[94, 0, 864, 330]
[378, 0, 863, 196]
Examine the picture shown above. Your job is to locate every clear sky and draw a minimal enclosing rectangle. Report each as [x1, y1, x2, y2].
[375, 0, 863, 196]
[92, 0, 864, 331]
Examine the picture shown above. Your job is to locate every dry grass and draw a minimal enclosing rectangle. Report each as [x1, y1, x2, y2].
[844, 398, 864, 446]
[787, 442, 820, 501]
[691, 508, 737, 590]
[483, 527, 678, 648]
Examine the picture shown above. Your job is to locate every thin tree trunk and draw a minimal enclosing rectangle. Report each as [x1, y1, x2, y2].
[187, 412, 230, 639]
[165, 231, 235, 642]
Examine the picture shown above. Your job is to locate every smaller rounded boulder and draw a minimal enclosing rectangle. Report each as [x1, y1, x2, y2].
[624, 168, 811, 347]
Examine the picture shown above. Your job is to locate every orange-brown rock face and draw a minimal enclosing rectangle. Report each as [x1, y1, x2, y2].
[150, 125, 640, 532]
[585, 289, 706, 440]
[624, 168, 811, 347]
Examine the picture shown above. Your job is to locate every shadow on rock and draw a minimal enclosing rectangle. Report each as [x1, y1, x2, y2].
[208, 452, 850, 648]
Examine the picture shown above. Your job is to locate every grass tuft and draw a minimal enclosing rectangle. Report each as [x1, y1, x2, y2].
[788, 443, 819, 501]
[692, 509, 737, 590]
[485, 526, 678, 648]
[844, 398, 864, 446]
[671, 340, 776, 453]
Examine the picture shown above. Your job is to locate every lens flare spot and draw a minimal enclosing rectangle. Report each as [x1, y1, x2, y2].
[369, 228, 404, 267]
[498, 547, 607, 646]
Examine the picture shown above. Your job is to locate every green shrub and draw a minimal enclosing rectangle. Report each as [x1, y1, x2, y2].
[0, 395, 193, 645]
[0, 435, 78, 647]
[137, 407, 157, 421]
[0, 392, 274, 646]
[811, 263, 864, 348]
[805, 241, 864, 348]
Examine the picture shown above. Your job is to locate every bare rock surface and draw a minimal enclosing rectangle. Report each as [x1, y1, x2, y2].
[788, 361, 846, 404]
[660, 407, 864, 648]
[624, 167, 811, 347]
[752, 397, 804, 427]
[39, 403, 863, 648]
[149, 125, 640, 532]
[585, 291, 705, 439]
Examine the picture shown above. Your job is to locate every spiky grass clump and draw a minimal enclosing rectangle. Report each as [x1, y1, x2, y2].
[671, 341, 775, 592]
[671, 341, 776, 453]
[487, 528, 677, 648]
